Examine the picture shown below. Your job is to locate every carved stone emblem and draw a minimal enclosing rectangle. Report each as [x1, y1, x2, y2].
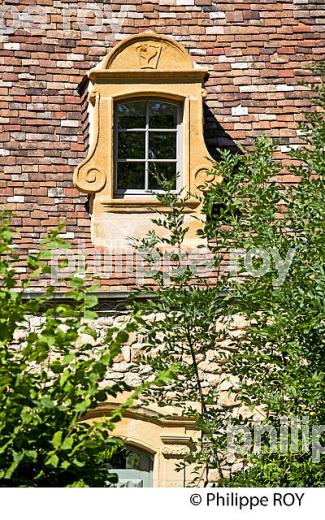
[161, 446, 191, 458]
[136, 43, 162, 69]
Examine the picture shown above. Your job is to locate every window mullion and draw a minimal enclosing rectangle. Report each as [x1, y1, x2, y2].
[176, 104, 181, 191]
[145, 101, 149, 191]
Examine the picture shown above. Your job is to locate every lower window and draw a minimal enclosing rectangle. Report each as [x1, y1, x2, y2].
[107, 445, 154, 487]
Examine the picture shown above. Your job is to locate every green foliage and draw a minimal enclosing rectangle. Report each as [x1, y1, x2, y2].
[131, 188, 231, 484]
[134, 62, 325, 486]
[204, 63, 325, 486]
[0, 218, 141, 487]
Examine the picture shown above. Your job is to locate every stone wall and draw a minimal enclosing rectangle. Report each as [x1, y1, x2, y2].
[15, 310, 256, 485]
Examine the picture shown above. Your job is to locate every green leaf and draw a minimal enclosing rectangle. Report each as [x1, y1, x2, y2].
[46, 454, 59, 468]
[52, 431, 63, 450]
[61, 436, 74, 450]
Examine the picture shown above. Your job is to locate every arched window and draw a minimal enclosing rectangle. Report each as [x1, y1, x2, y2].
[115, 99, 182, 195]
[107, 445, 154, 487]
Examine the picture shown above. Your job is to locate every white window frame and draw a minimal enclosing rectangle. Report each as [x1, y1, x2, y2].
[114, 98, 183, 197]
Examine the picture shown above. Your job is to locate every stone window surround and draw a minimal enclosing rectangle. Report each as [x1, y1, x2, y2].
[86, 401, 200, 487]
[74, 33, 219, 247]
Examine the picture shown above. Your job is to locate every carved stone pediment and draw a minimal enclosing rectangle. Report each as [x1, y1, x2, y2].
[101, 33, 194, 72]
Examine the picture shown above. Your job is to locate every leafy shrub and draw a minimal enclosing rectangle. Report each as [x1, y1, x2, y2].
[0, 218, 140, 487]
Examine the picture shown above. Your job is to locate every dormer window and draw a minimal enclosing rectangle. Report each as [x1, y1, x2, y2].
[115, 99, 182, 195]
[74, 33, 217, 246]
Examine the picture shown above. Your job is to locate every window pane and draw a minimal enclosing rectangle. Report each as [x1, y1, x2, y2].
[118, 131, 145, 159]
[149, 132, 176, 159]
[117, 101, 146, 129]
[117, 162, 145, 190]
[126, 451, 141, 470]
[148, 162, 177, 190]
[148, 101, 177, 128]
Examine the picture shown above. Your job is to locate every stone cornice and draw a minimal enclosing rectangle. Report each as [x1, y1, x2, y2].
[88, 69, 208, 84]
